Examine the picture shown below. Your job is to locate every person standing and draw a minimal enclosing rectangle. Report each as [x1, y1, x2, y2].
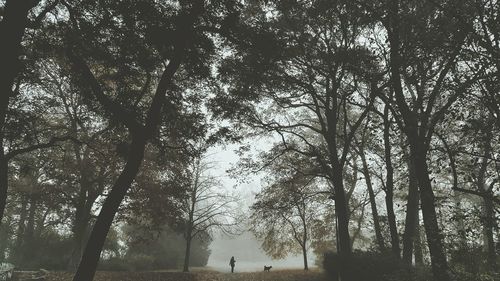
[229, 256, 236, 273]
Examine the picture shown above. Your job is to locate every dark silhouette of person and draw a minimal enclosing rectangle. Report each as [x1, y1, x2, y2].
[229, 256, 236, 273]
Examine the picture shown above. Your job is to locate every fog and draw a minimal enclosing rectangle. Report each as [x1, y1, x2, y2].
[206, 144, 317, 272]
[208, 232, 315, 272]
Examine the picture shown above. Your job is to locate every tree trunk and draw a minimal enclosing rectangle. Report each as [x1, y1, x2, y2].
[385, 191, 400, 257]
[386, 1, 451, 278]
[331, 166, 352, 281]
[0, 158, 8, 226]
[68, 159, 96, 271]
[359, 151, 385, 251]
[0, 216, 11, 262]
[24, 196, 37, 243]
[477, 127, 496, 271]
[302, 244, 308, 271]
[412, 143, 451, 281]
[402, 150, 419, 264]
[414, 211, 424, 266]
[382, 107, 400, 258]
[183, 234, 192, 272]
[483, 195, 496, 271]
[0, 0, 40, 225]
[13, 195, 28, 261]
[331, 168, 351, 257]
[19, 196, 38, 264]
[72, 136, 147, 281]
[68, 207, 92, 271]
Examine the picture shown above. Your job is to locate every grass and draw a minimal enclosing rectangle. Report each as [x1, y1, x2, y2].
[46, 269, 325, 281]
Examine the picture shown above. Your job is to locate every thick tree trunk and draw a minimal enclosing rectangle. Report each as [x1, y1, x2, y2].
[387, 1, 451, 278]
[183, 234, 192, 272]
[331, 169, 351, 257]
[402, 151, 419, 264]
[359, 151, 385, 251]
[68, 159, 96, 270]
[414, 212, 424, 266]
[72, 136, 147, 281]
[483, 196, 496, 271]
[412, 143, 451, 281]
[68, 205, 92, 271]
[331, 166, 352, 281]
[68, 207, 87, 270]
[0, 0, 40, 225]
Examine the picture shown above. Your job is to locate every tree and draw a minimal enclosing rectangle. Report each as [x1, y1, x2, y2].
[250, 152, 329, 270]
[383, 0, 477, 279]
[180, 152, 240, 272]
[214, 3, 382, 274]
[123, 223, 212, 271]
[0, 0, 60, 225]
[58, 1, 209, 279]
[354, 119, 386, 252]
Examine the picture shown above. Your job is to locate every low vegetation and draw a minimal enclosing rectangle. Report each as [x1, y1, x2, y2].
[45, 269, 324, 281]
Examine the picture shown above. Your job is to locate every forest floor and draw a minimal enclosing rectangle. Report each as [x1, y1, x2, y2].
[46, 269, 325, 281]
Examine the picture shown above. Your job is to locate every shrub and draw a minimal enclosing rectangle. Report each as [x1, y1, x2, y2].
[323, 250, 412, 281]
[125, 254, 156, 271]
[98, 257, 129, 271]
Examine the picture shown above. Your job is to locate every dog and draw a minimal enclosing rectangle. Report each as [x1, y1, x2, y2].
[263, 265, 272, 272]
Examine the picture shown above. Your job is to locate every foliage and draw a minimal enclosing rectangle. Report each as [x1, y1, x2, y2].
[122, 223, 211, 271]
[250, 155, 331, 267]
[1, 0, 500, 279]
[323, 251, 412, 281]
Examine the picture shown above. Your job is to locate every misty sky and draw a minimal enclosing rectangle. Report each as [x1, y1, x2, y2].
[205, 143, 318, 271]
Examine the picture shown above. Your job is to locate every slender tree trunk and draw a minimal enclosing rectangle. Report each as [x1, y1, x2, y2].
[350, 199, 366, 249]
[403, 149, 419, 264]
[412, 143, 451, 281]
[385, 190, 400, 257]
[13, 196, 28, 260]
[302, 244, 308, 271]
[382, 107, 400, 257]
[72, 136, 147, 281]
[183, 168, 198, 273]
[477, 128, 496, 271]
[0, 158, 8, 226]
[0, 0, 40, 225]
[451, 188, 467, 249]
[24, 196, 37, 243]
[359, 151, 385, 251]
[20, 196, 38, 264]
